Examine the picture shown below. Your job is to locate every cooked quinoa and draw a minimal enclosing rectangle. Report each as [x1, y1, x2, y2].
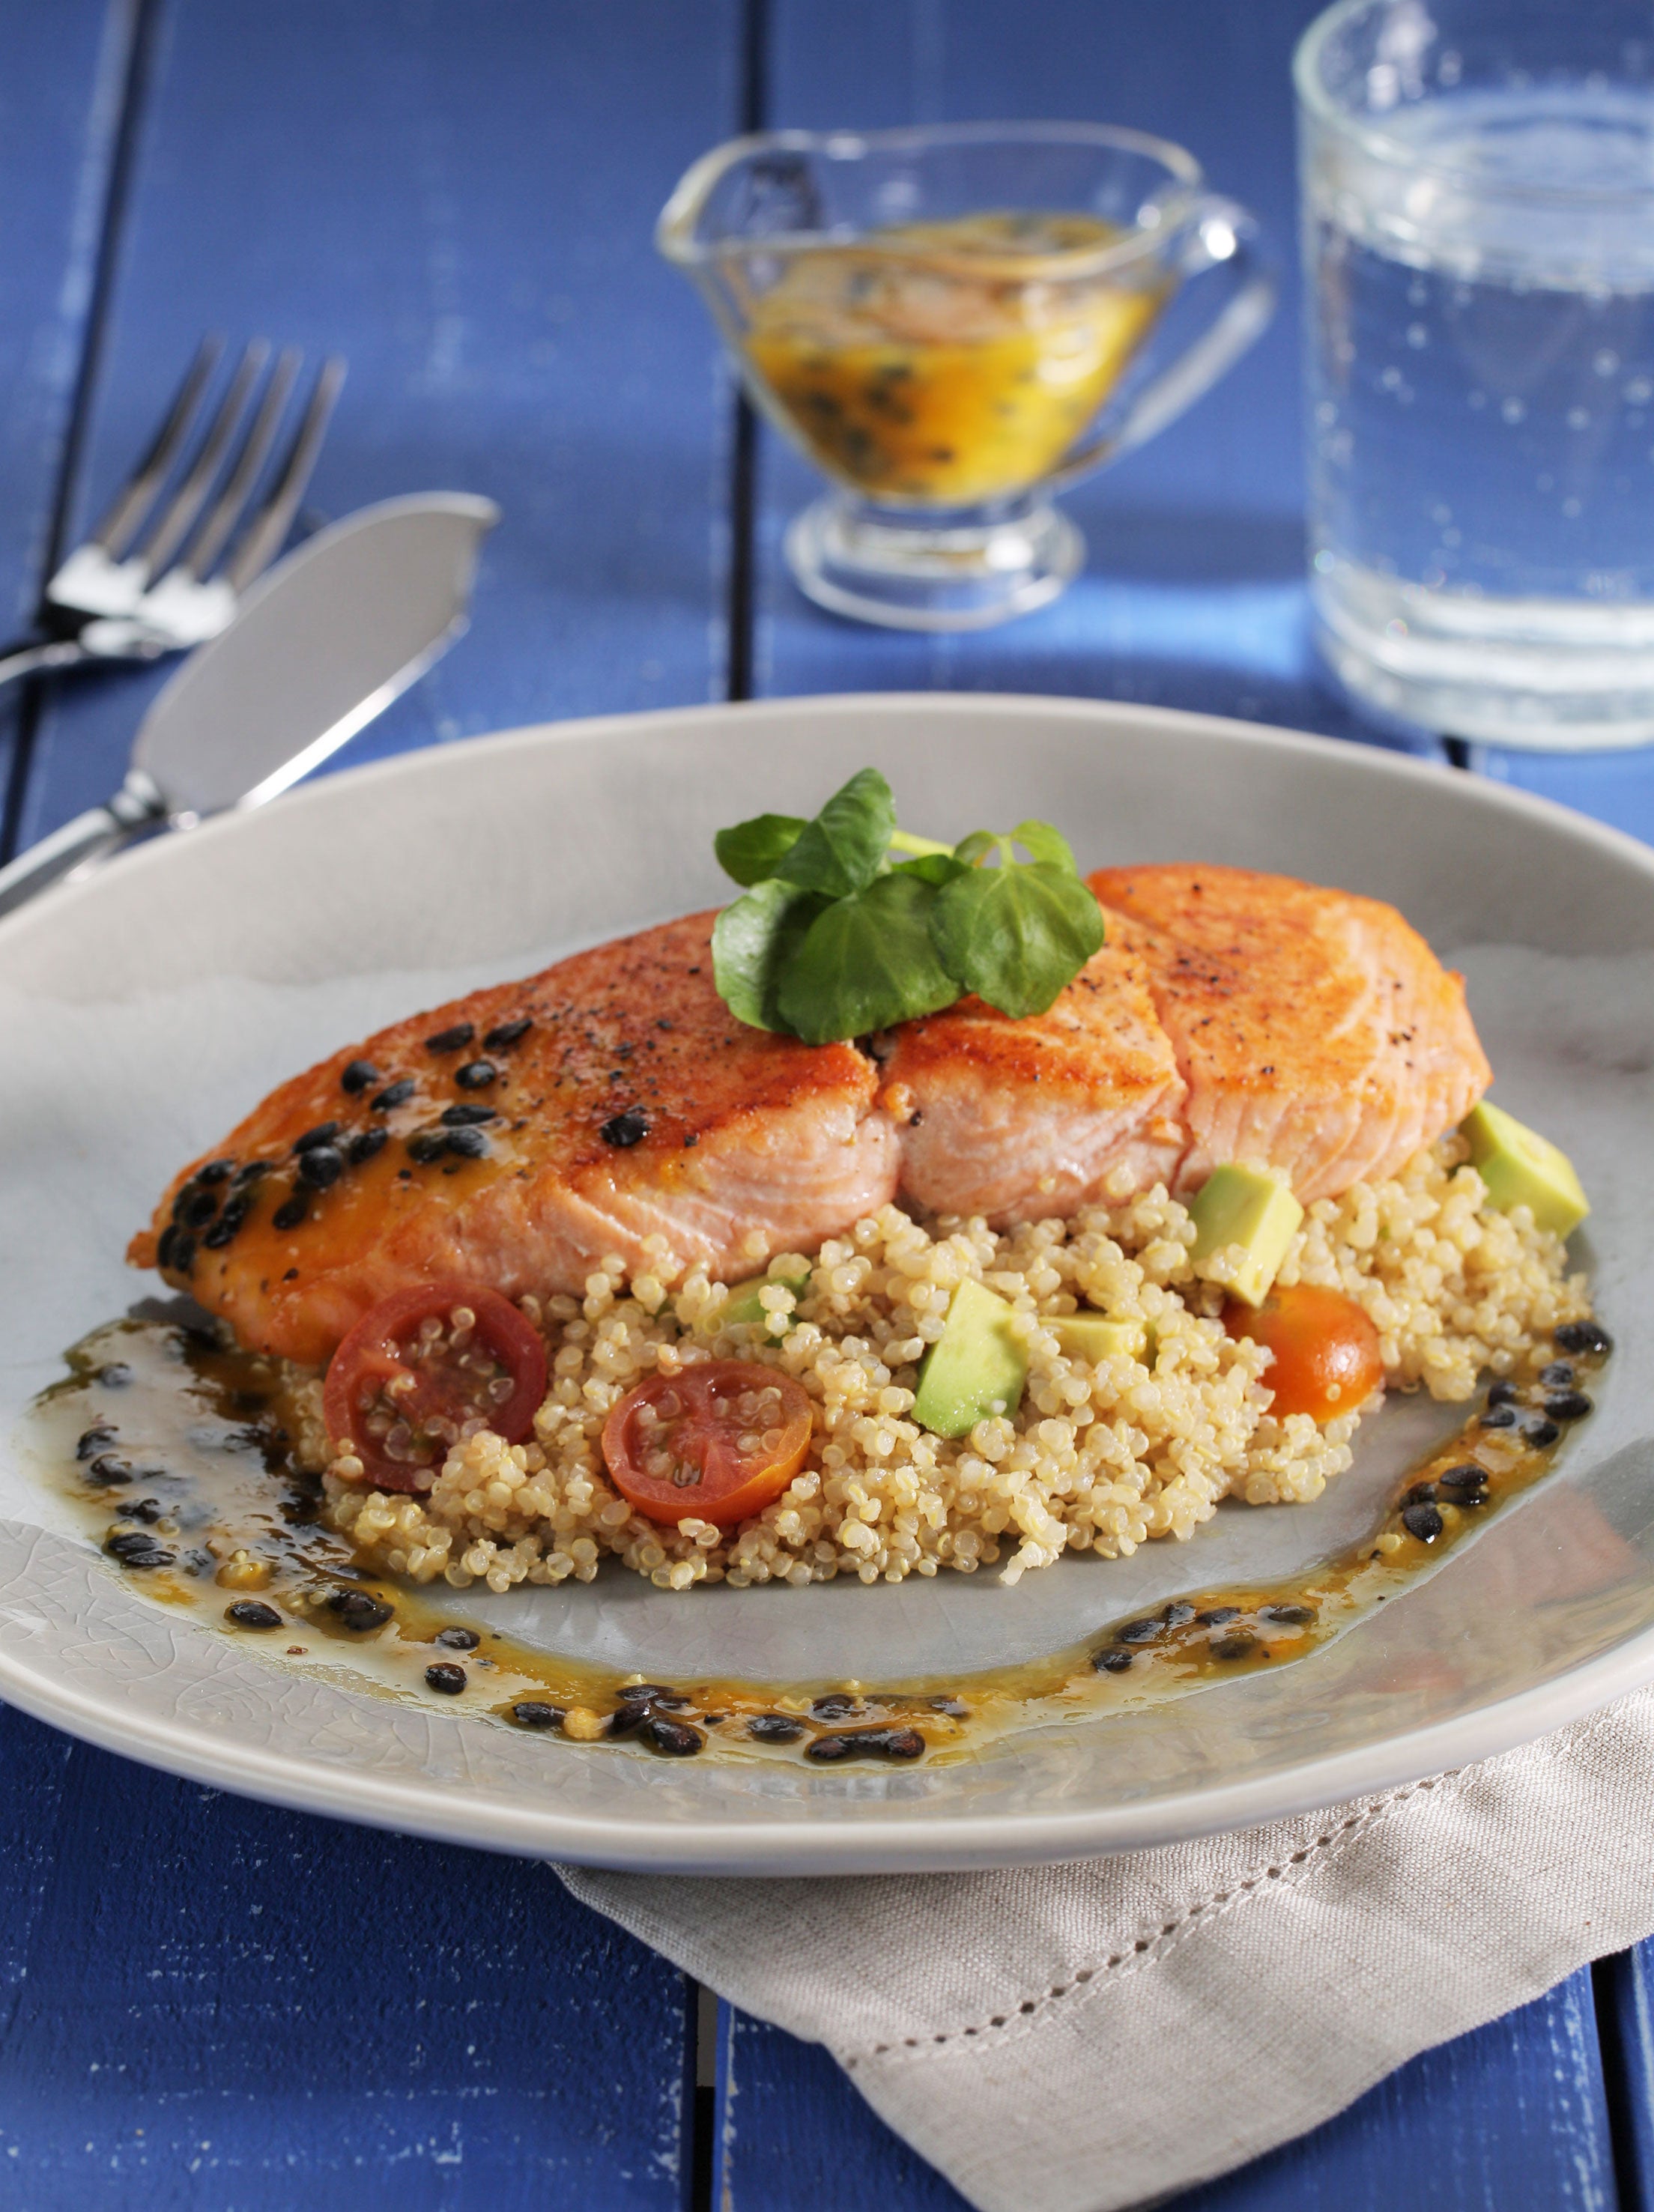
[312, 1134, 1590, 1595]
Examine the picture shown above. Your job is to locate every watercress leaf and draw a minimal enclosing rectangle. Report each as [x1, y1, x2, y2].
[1008, 818, 1079, 873]
[777, 872, 962, 1045]
[930, 863, 1105, 1020]
[951, 829, 998, 869]
[712, 879, 829, 1032]
[891, 851, 969, 887]
[715, 813, 808, 888]
[776, 767, 897, 898]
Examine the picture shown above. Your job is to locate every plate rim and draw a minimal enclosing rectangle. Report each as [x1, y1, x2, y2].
[4, 689, 1652, 1872]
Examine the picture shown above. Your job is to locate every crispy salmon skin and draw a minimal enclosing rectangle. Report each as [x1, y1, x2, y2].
[130, 912, 899, 1363]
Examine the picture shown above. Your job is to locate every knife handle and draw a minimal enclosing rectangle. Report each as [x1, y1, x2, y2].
[0, 772, 166, 924]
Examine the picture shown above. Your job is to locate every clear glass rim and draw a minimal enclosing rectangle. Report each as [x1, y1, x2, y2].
[1294, 0, 1654, 206]
[656, 120, 1206, 281]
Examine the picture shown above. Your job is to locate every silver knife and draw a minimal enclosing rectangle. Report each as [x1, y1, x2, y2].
[0, 490, 499, 921]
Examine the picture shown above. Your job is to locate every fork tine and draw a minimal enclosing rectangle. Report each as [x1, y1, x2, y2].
[91, 335, 223, 560]
[133, 338, 270, 578]
[222, 356, 347, 594]
[180, 345, 301, 581]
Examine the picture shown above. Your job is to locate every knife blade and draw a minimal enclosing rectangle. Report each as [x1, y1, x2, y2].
[0, 491, 499, 922]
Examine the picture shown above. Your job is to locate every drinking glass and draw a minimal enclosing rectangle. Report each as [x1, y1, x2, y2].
[1298, 0, 1654, 748]
[658, 124, 1274, 631]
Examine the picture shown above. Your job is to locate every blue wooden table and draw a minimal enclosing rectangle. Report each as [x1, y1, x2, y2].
[1, 4, 1650, 2205]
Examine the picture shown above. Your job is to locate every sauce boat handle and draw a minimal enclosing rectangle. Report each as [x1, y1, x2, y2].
[1049, 196, 1279, 490]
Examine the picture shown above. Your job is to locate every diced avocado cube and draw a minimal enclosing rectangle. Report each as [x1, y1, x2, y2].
[1052, 1312, 1150, 1365]
[1187, 1163, 1303, 1306]
[913, 1277, 1028, 1439]
[1462, 1100, 1589, 1238]
[717, 1264, 812, 1336]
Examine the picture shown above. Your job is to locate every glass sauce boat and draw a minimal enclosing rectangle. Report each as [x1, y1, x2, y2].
[659, 122, 1276, 631]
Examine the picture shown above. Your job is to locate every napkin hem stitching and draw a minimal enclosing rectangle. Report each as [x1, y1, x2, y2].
[841, 1769, 1454, 2068]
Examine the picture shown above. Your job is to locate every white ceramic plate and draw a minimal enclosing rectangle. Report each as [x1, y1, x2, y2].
[1, 694, 1651, 1873]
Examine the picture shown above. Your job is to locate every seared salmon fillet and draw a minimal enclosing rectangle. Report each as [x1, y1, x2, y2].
[875, 918, 1187, 1223]
[134, 867, 1490, 1361]
[1086, 864, 1490, 1202]
[130, 913, 899, 1363]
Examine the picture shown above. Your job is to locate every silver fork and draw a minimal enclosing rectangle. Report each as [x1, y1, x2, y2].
[0, 336, 347, 688]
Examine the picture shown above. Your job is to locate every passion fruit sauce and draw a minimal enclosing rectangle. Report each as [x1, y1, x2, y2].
[28, 1309, 1610, 1764]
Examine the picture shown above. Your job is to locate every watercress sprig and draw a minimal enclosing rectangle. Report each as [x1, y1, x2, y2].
[710, 767, 1103, 1044]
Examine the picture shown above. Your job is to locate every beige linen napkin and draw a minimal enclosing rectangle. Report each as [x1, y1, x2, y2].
[561, 1684, 1654, 2212]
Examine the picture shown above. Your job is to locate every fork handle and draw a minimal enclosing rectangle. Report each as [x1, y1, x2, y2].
[0, 772, 166, 924]
[0, 636, 91, 688]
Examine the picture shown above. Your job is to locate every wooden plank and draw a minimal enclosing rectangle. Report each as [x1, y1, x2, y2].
[12, 0, 743, 850]
[0, 1, 743, 2200]
[1472, 749, 1654, 852]
[0, 1700, 695, 2208]
[1599, 1946, 1654, 2211]
[0, 0, 136, 858]
[750, 0, 1430, 750]
[713, 1972, 1618, 2211]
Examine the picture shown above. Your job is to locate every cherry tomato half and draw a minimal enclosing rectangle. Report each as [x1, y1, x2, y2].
[324, 1281, 548, 1491]
[602, 1360, 813, 1527]
[1223, 1283, 1384, 1424]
